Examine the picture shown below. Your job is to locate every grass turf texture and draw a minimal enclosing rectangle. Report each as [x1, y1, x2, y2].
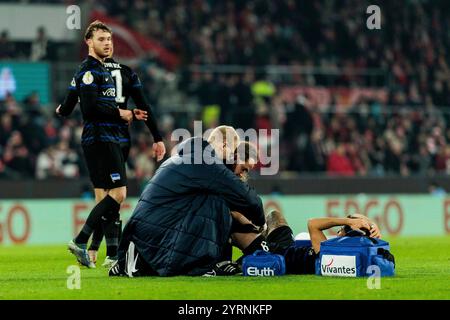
[0, 236, 449, 300]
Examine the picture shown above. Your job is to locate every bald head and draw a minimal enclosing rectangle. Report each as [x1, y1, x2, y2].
[206, 125, 240, 161]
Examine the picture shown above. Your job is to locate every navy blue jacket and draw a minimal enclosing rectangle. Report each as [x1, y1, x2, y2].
[119, 137, 265, 276]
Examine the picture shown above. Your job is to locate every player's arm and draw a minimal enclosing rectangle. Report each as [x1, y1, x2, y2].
[56, 78, 78, 117]
[129, 72, 163, 142]
[129, 72, 166, 160]
[346, 214, 381, 238]
[307, 217, 371, 254]
[208, 167, 265, 227]
[77, 70, 122, 120]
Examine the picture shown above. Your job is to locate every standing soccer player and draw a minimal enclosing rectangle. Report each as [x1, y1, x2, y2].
[60, 21, 137, 268]
[57, 42, 166, 267]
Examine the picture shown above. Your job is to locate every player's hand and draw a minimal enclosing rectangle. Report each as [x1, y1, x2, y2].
[347, 218, 371, 234]
[119, 109, 133, 124]
[152, 141, 166, 162]
[56, 104, 61, 115]
[350, 214, 381, 238]
[133, 108, 148, 121]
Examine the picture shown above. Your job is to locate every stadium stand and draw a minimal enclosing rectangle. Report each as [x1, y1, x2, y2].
[1, 0, 450, 181]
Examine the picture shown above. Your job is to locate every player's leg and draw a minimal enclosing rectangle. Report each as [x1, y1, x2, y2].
[69, 194, 120, 267]
[265, 210, 316, 274]
[218, 211, 256, 260]
[102, 185, 126, 266]
[69, 143, 121, 267]
[116, 144, 129, 244]
[87, 188, 108, 266]
[234, 210, 316, 274]
[202, 212, 262, 276]
[229, 211, 268, 256]
[70, 191, 120, 267]
[100, 142, 128, 267]
[265, 209, 289, 236]
[264, 210, 295, 253]
[91, 144, 129, 267]
[231, 210, 294, 257]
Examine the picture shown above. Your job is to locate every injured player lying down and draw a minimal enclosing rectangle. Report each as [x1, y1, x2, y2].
[217, 211, 382, 275]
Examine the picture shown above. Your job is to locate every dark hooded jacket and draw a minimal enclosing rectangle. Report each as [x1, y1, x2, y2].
[118, 137, 264, 276]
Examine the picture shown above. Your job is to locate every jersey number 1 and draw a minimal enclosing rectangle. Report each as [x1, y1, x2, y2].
[111, 70, 125, 103]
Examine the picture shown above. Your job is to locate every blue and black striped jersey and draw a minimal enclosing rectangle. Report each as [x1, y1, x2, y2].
[59, 56, 162, 146]
[103, 58, 162, 142]
[67, 55, 127, 146]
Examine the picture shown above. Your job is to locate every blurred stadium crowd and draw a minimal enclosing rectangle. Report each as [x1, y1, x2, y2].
[1, 0, 450, 180]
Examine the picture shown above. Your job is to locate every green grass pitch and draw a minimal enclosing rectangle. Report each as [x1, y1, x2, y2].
[0, 237, 449, 300]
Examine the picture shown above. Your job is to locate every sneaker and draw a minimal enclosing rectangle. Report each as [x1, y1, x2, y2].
[68, 240, 94, 268]
[203, 261, 242, 277]
[109, 260, 126, 277]
[88, 250, 98, 268]
[102, 256, 118, 269]
[109, 241, 138, 277]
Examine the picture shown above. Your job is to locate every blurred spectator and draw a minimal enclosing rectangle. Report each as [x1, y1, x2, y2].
[0, 158, 20, 179]
[0, 30, 15, 59]
[35, 142, 79, 179]
[303, 128, 327, 172]
[0, 112, 14, 146]
[4, 0, 450, 180]
[434, 146, 450, 174]
[134, 147, 156, 180]
[2, 131, 34, 177]
[4, 85, 450, 179]
[0, 67, 16, 100]
[35, 145, 57, 179]
[428, 181, 446, 197]
[53, 141, 79, 178]
[326, 143, 355, 176]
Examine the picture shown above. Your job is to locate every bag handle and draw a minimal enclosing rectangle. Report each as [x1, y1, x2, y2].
[377, 248, 395, 265]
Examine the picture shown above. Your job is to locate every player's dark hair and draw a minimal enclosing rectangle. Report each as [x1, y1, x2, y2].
[84, 20, 112, 40]
[344, 214, 371, 236]
[236, 141, 258, 163]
